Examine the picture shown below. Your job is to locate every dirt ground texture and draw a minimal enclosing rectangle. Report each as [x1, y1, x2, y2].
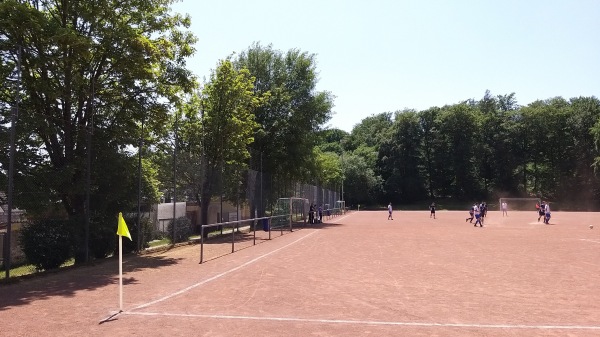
[1, 210, 599, 337]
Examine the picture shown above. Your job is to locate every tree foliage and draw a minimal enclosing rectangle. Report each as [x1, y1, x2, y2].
[19, 219, 74, 271]
[0, 0, 195, 261]
[355, 92, 600, 208]
[196, 58, 262, 227]
[310, 91, 600, 209]
[378, 110, 426, 203]
[235, 43, 334, 196]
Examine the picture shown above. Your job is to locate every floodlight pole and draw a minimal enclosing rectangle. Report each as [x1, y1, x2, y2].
[5, 45, 21, 278]
[260, 151, 263, 217]
[341, 145, 345, 206]
[172, 112, 179, 243]
[136, 116, 145, 252]
[84, 73, 94, 263]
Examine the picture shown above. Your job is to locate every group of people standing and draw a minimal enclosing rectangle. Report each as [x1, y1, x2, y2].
[308, 204, 323, 224]
[384, 200, 551, 225]
[466, 202, 487, 227]
[536, 201, 551, 224]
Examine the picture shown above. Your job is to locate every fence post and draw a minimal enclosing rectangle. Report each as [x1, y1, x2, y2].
[253, 218, 257, 245]
[231, 222, 235, 253]
[200, 226, 204, 264]
[0, 232, 4, 266]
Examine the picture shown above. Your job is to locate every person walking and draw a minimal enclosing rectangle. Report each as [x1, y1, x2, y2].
[538, 201, 546, 222]
[388, 202, 393, 220]
[479, 202, 487, 218]
[429, 202, 436, 219]
[474, 204, 483, 227]
[466, 204, 475, 223]
[544, 202, 551, 224]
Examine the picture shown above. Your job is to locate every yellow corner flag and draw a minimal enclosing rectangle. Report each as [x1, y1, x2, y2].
[117, 212, 132, 241]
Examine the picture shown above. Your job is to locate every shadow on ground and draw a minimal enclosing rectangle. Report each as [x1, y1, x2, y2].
[0, 254, 181, 311]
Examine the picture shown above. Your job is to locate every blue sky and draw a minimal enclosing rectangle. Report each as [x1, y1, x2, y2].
[171, 0, 599, 132]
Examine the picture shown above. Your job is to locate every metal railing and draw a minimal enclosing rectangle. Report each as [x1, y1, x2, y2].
[197, 207, 349, 263]
[199, 214, 300, 263]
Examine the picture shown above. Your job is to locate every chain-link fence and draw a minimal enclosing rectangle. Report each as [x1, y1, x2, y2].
[1, 148, 343, 279]
[145, 168, 341, 240]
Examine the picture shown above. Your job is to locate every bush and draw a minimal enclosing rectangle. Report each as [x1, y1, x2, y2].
[89, 213, 118, 259]
[19, 219, 74, 271]
[167, 217, 192, 244]
[123, 215, 154, 253]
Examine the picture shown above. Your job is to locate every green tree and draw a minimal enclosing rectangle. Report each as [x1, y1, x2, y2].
[315, 128, 348, 154]
[437, 104, 480, 198]
[418, 107, 443, 199]
[313, 148, 343, 188]
[571, 96, 600, 205]
[523, 97, 599, 203]
[476, 91, 521, 197]
[235, 43, 334, 208]
[378, 110, 426, 203]
[197, 59, 261, 229]
[519, 100, 555, 195]
[341, 153, 381, 206]
[346, 112, 393, 152]
[0, 0, 195, 261]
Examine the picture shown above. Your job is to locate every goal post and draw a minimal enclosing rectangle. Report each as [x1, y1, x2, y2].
[335, 200, 346, 215]
[273, 197, 309, 227]
[498, 197, 541, 211]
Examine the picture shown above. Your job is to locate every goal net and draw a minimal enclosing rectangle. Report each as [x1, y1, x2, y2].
[498, 198, 541, 211]
[334, 200, 346, 215]
[273, 197, 309, 227]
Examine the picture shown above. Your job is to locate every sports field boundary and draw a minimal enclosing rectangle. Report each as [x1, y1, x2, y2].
[124, 311, 600, 331]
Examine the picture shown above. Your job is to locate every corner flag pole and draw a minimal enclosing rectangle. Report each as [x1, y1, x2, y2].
[116, 212, 132, 312]
[119, 233, 124, 311]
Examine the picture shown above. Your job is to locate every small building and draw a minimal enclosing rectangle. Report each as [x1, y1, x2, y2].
[155, 199, 252, 233]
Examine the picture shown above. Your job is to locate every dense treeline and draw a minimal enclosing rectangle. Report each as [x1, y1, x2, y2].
[1, 0, 598, 271]
[0, 1, 334, 265]
[321, 92, 600, 210]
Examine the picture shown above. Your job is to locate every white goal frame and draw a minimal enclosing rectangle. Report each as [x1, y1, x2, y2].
[498, 197, 541, 211]
[274, 197, 310, 225]
[335, 200, 346, 215]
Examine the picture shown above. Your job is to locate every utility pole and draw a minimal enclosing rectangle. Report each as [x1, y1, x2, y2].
[172, 112, 179, 243]
[136, 116, 145, 252]
[5, 45, 21, 278]
[341, 145, 344, 206]
[84, 73, 94, 262]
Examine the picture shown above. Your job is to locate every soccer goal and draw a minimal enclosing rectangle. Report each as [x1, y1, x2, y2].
[334, 200, 346, 215]
[273, 197, 309, 228]
[498, 197, 541, 211]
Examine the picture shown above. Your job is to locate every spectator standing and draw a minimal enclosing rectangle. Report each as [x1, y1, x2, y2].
[318, 205, 323, 223]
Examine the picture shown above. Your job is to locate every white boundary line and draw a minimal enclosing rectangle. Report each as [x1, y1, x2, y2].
[121, 212, 600, 332]
[124, 312, 600, 330]
[128, 229, 320, 311]
[580, 238, 600, 244]
[127, 212, 354, 313]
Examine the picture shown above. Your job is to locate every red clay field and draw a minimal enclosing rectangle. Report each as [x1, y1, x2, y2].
[1, 210, 599, 337]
